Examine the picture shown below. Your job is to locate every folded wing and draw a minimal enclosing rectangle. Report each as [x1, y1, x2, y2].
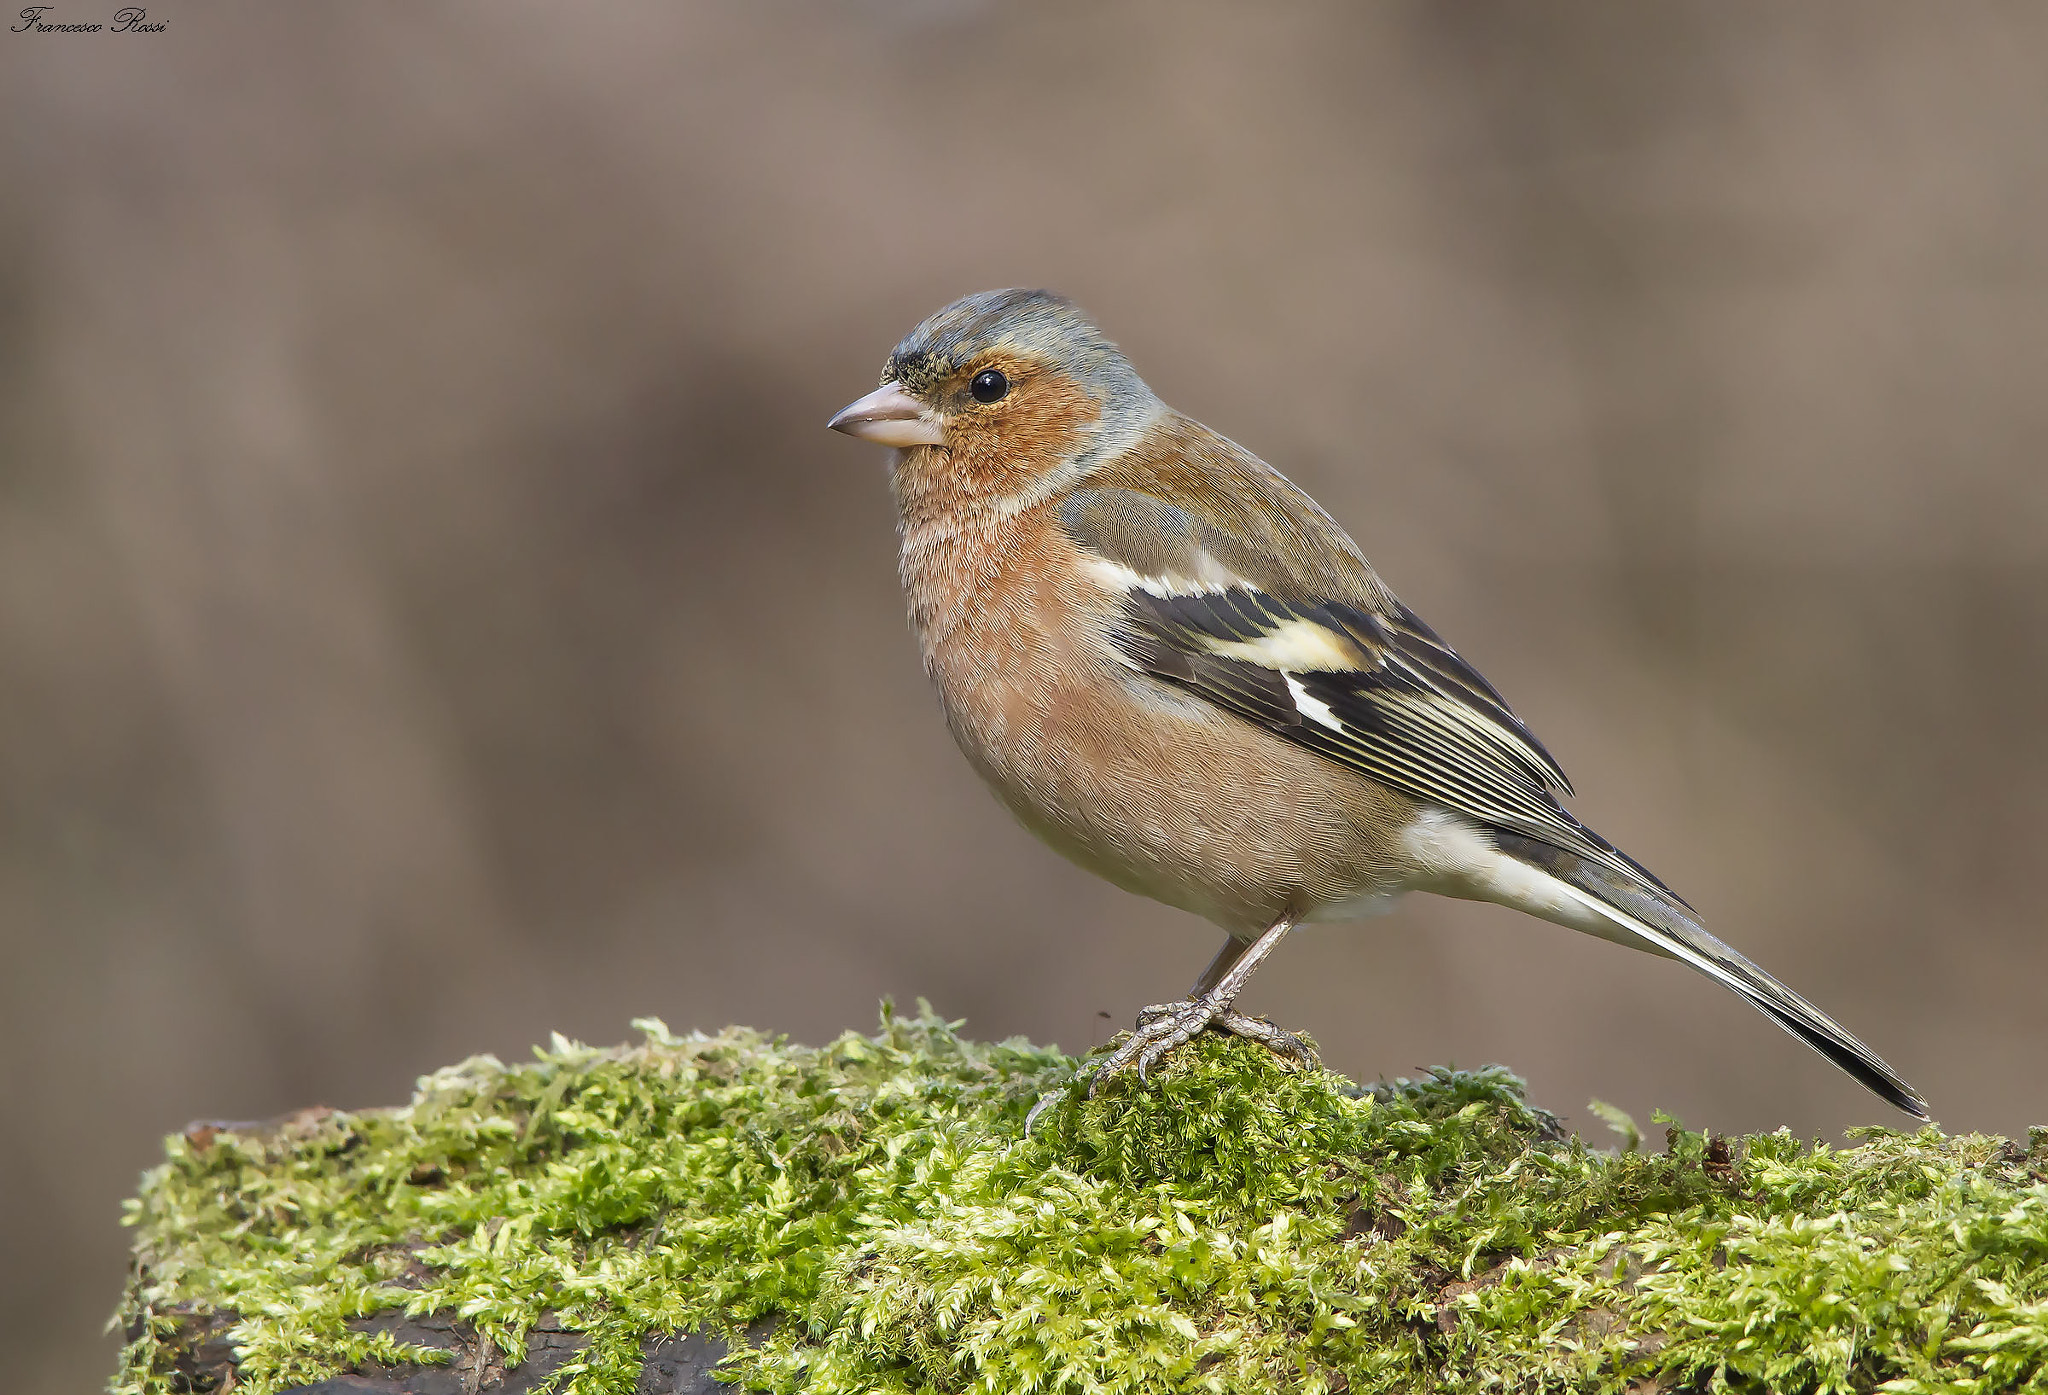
[1061, 486, 1670, 896]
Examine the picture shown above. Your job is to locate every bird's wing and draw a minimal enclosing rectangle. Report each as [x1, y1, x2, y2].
[1059, 484, 1672, 893]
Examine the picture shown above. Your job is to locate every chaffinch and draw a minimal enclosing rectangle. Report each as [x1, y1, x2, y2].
[829, 288, 1927, 1118]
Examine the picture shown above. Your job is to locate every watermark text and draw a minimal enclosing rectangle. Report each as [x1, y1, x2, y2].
[12, 7, 165, 33]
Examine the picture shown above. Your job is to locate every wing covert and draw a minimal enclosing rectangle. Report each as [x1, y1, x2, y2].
[1060, 485, 1665, 890]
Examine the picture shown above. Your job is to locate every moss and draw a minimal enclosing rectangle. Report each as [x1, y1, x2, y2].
[116, 1004, 2048, 1394]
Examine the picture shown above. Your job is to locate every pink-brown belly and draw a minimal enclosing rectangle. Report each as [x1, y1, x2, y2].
[919, 547, 1413, 932]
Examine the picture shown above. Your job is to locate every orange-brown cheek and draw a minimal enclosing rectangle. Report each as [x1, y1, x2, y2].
[949, 377, 1101, 495]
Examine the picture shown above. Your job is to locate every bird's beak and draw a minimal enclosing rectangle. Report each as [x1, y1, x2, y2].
[827, 382, 944, 448]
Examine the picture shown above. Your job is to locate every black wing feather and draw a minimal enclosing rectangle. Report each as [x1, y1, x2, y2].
[1113, 584, 1679, 895]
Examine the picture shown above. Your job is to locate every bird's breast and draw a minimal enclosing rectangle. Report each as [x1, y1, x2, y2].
[900, 502, 1121, 754]
[897, 502, 1415, 931]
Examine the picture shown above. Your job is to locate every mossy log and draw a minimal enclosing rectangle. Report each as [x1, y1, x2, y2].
[118, 1007, 2048, 1394]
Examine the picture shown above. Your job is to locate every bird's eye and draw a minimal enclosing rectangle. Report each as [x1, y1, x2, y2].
[970, 369, 1009, 404]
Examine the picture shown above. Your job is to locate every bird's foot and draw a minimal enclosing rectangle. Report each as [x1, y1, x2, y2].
[1091, 997, 1317, 1096]
[1208, 1010, 1319, 1070]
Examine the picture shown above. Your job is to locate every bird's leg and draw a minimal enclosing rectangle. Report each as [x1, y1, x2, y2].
[1092, 913, 1315, 1095]
[1135, 934, 1255, 1027]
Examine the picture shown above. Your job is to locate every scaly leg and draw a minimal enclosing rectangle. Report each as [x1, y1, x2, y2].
[1134, 933, 1253, 1028]
[1091, 913, 1316, 1095]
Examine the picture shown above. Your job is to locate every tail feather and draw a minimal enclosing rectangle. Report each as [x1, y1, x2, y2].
[1492, 831, 1930, 1120]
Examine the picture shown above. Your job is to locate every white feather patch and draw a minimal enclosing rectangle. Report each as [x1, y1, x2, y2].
[1079, 553, 1237, 599]
[1208, 619, 1361, 673]
[1399, 809, 1614, 937]
[1283, 672, 1343, 731]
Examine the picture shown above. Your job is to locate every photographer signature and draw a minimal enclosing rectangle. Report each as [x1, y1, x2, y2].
[12, 7, 165, 32]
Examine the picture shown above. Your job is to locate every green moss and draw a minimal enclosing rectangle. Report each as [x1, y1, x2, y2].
[116, 1005, 2048, 1394]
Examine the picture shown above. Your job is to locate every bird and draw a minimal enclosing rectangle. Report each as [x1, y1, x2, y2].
[827, 287, 1927, 1119]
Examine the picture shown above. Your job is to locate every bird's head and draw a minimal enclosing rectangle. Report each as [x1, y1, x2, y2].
[829, 289, 1160, 504]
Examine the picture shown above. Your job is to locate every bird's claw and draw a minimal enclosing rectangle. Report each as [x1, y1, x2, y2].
[1134, 1001, 1183, 1030]
[1212, 1009, 1320, 1070]
[1088, 997, 1317, 1096]
[1022, 1088, 1062, 1138]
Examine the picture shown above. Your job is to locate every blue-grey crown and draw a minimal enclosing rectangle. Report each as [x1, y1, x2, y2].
[886, 289, 1156, 420]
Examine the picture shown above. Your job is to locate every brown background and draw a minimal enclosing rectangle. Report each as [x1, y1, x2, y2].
[5, 4, 2047, 1390]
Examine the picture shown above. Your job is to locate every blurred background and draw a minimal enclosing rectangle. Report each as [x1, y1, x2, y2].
[5, 3, 2048, 1388]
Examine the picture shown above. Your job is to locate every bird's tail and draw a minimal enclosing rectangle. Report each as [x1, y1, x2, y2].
[1492, 831, 1929, 1120]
